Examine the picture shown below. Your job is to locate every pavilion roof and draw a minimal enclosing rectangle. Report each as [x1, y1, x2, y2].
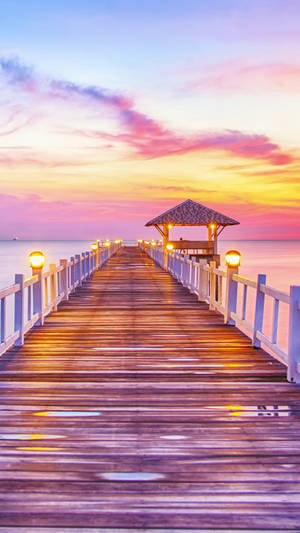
[145, 199, 239, 227]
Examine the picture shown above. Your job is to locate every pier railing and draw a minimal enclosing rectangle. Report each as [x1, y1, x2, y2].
[0, 242, 121, 357]
[141, 243, 300, 383]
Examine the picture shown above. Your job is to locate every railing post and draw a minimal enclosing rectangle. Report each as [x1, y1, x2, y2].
[32, 271, 44, 326]
[287, 286, 300, 383]
[86, 251, 90, 276]
[198, 260, 207, 301]
[224, 265, 238, 325]
[60, 259, 68, 300]
[1, 297, 6, 344]
[163, 250, 168, 270]
[14, 274, 25, 346]
[253, 274, 266, 348]
[81, 252, 86, 280]
[49, 264, 57, 311]
[70, 257, 75, 288]
[89, 251, 93, 274]
[209, 261, 216, 311]
[188, 260, 193, 289]
[75, 254, 81, 285]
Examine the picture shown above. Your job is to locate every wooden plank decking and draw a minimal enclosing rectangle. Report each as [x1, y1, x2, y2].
[0, 246, 300, 531]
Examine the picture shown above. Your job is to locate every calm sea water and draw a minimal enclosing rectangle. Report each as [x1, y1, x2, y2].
[0, 239, 299, 353]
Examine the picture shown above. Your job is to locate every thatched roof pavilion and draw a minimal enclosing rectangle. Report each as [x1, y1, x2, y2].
[145, 199, 239, 228]
[145, 199, 239, 262]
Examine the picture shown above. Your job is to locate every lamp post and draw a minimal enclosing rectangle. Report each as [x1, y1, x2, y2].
[224, 250, 241, 325]
[29, 251, 45, 326]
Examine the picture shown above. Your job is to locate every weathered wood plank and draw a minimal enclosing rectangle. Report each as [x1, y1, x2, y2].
[0, 246, 299, 530]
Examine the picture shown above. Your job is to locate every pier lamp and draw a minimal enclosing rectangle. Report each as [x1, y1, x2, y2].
[168, 224, 173, 229]
[114, 239, 121, 244]
[151, 241, 156, 246]
[210, 223, 216, 230]
[166, 243, 174, 251]
[137, 239, 143, 243]
[29, 251, 45, 273]
[104, 241, 110, 247]
[225, 250, 241, 268]
[145, 241, 150, 245]
[90, 243, 98, 251]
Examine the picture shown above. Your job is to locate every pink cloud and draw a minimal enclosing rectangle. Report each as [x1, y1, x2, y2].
[0, 106, 33, 137]
[186, 60, 300, 93]
[0, 56, 293, 166]
[0, 152, 88, 168]
[72, 127, 292, 165]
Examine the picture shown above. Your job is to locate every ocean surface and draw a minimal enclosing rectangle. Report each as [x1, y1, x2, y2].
[0, 239, 300, 354]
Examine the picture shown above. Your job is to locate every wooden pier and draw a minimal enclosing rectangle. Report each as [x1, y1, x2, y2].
[1, 246, 300, 531]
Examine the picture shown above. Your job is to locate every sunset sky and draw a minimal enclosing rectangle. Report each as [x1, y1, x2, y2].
[0, 0, 299, 240]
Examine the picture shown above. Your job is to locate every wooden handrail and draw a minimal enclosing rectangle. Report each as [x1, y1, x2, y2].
[0, 242, 122, 357]
[141, 242, 300, 383]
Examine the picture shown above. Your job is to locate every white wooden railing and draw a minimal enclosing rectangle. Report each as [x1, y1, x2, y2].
[0, 242, 121, 357]
[141, 243, 300, 383]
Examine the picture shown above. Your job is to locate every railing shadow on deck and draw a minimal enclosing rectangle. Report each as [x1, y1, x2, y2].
[142, 242, 300, 384]
[0, 242, 122, 357]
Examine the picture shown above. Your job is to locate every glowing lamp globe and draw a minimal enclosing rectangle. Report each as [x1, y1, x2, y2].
[166, 243, 174, 251]
[225, 250, 241, 268]
[29, 251, 45, 270]
[168, 224, 173, 229]
[90, 243, 98, 251]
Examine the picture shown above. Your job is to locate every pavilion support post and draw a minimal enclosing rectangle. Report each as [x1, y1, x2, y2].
[213, 232, 218, 254]
[163, 224, 169, 269]
[162, 224, 169, 247]
[208, 225, 212, 242]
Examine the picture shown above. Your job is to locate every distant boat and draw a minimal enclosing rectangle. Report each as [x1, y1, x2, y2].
[12, 237, 19, 241]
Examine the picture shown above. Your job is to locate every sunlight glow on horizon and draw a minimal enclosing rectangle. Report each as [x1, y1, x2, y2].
[0, 0, 299, 239]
